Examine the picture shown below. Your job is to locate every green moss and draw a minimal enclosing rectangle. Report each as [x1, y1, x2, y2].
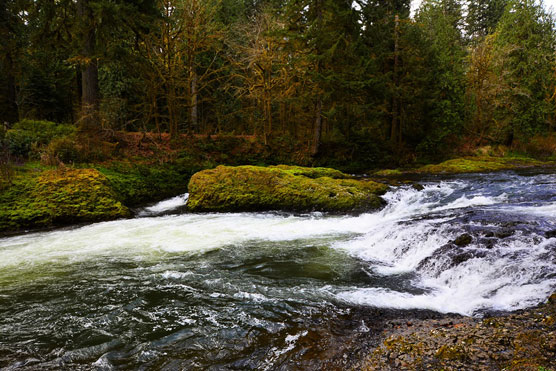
[0, 168, 129, 233]
[435, 344, 467, 361]
[416, 156, 549, 174]
[269, 165, 350, 179]
[96, 161, 192, 206]
[374, 169, 403, 177]
[186, 165, 388, 212]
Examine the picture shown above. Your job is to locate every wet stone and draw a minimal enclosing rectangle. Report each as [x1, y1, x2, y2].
[494, 229, 514, 239]
[546, 230, 556, 239]
[453, 234, 473, 247]
[412, 183, 425, 191]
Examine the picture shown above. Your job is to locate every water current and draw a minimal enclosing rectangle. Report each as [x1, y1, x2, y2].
[1, 169, 555, 369]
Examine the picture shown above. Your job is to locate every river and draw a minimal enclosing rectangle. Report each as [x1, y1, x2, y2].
[1, 170, 555, 369]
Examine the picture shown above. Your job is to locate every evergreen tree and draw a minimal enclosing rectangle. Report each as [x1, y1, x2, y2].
[466, 0, 508, 41]
[0, 0, 27, 124]
[493, 0, 556, 143]
[283, 0, 361, 155]
[414, 0, 466, 157]
[358, 0, 411, 150]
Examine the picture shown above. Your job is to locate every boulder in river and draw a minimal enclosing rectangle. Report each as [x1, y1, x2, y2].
[186, 165, 389, 212]
[0, 168, 129, 232]
[453, 233, 473, 247]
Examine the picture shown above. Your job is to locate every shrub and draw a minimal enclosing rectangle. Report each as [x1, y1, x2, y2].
[5, 119, 75, 158]
[41, 135, 81, 165]
[523, 134, 556, 159]
[96, 162, 192, 206]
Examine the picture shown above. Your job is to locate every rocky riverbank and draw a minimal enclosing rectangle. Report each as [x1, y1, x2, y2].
[356, 293, 556, 370]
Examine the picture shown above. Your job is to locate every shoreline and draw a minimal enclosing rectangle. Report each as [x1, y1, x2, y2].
[2, 156, 555, 236]
[354, 293, 556, 370]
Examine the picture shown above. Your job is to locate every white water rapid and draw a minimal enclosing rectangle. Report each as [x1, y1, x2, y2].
[1, 171, 554, 317]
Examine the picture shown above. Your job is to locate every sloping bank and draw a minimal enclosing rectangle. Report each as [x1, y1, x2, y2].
[2, 155, 552, 234]
[0, 168, 129, 233]
[375, 155, 555, 176]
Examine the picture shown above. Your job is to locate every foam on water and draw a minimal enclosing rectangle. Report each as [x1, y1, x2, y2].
[0, 212, 374, 273]
[500, 202, 556, 217]
[138, 193, 189, 216]
[334, 180, 556, 315]
[0, 181, 482, 273]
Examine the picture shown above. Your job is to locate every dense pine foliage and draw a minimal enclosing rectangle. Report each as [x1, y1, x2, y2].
[1, 0, 556, 167]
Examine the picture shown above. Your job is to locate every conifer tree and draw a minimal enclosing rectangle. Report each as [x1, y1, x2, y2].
[492, 0, 556, 143]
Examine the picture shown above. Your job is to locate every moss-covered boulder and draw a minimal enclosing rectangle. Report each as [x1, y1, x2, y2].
[0, 168, 129, 233]
[416, 156, 548, 174]
[268, 165, 349, 179]
[186, 165, 388, 212]
[373, 156, 554, 177]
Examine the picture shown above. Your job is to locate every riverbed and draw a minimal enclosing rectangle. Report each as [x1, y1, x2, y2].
[1, 169, 555, 369]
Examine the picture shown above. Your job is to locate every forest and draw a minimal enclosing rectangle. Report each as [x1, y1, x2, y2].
[1, 0, 556, 172]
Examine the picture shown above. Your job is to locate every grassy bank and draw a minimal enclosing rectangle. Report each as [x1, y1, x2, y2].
[0, 160, 195, 234]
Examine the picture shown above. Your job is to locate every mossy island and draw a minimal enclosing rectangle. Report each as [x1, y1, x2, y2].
[186, 165, 389, 213]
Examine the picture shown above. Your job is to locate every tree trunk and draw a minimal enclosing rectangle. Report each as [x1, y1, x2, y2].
[190, 70, 198, 133]
[5, 54, 19, 123]
[311, 0, 323, 156]
[311, 99, 322, 156]
[78, 0, 100, 132]
[390, 14, 401, 147]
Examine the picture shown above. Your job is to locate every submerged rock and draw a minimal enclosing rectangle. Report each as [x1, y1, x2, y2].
[453, 233, 473, 247]
[546, 230, 556, 239]
[186, 165, 389, 212]
[412, 183, 425, 191]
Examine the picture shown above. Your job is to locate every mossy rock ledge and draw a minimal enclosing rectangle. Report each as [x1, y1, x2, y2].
[186, 165, 389, 212]
[0, 168, 130, 233]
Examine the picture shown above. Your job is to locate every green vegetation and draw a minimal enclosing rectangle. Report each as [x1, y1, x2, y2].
[186, 165, 388, 212]
[0, 168, 128, 233]
[4, 120, 75, 159]
[416, 156, 548, 174]
[96, 162, 192, 206]
[268, 165, 349, 179]
[1, 0, 556, 231]
[373, 155, 553, 176]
